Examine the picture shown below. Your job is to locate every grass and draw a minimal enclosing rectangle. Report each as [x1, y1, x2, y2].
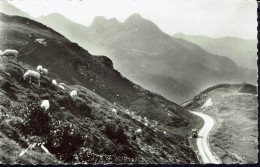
[0, 56, 199, 164]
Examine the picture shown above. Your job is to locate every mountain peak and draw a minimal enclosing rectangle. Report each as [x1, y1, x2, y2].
[38, 13, 67, 20]
[129, 13, 142, 19]
[91, 16, 108, 26]
[124, 13, 143, 23]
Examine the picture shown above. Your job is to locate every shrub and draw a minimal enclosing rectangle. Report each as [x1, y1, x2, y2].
[46, 122, 84, 162]
[101, 122, 128, 145]
[21, 101, 51, 137]
[74, 147, 139, 164]
[1, 80, 12, 91]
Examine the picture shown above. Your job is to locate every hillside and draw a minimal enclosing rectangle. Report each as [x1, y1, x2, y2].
[184, 83, 258, 164]
[0, 13, 202, 164]
[0, 1, 31, 18]
[173, 33, 257, 69]
[36, 13, 256, 103]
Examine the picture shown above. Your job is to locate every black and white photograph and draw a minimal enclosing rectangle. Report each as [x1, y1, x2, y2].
[0, 0, 258, 164]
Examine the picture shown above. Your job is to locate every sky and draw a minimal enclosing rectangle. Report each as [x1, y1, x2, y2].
[7, 0, 258, 39]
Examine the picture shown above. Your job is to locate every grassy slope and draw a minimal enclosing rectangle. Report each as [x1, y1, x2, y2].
[185, 84, 258, 164]
[0, 13, 200, 164]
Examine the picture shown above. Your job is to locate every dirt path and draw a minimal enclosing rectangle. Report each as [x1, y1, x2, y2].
[190, 111, 221, 164]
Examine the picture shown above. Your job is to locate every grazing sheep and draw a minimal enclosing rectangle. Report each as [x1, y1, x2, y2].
[163, 131, 167, 134]
[70, 90, 77, 98]
[144, 123, 148, 126]
[52, 80, 57, 86]
[42, 68, 48, 75]
[41, 100, 50, 111]
[112, 108, 117, 115]
[1, 49, 18, 60]
[23, 70, 41, 86]
[58, 85, 65, 90]
[36, 65, 43, 72]
[135, 128, 142, 134]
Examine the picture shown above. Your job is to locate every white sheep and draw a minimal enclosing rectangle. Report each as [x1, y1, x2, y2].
[58, 85, 65, 90]
[52, 80, 57, 86]
[42, 68, 48, 75]
[41, 100, 50, 111]
[23, 70, 41, 86]
[1, 49, 18, 60]
[36, 65, 43, 72]
[135, 128, 142, 134]
[163, 131, 167, 134]
[70, 90, 78, 98]
[112, 108, 117, 115]
[57, 83, 65, 90]
[58, 83, 66, 86]
[144, 122, 148, 126]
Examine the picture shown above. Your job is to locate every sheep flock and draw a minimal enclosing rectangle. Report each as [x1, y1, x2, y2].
[1, 49, 169, 157]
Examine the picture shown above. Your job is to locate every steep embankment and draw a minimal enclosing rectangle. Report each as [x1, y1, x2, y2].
[0, 13, 200, 164]
[185, 84, 258, 164]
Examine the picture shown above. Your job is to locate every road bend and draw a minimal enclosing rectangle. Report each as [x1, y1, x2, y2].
[190, 111, 220, 164]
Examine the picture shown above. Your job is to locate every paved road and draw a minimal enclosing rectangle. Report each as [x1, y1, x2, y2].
[191, 111, 220, 164]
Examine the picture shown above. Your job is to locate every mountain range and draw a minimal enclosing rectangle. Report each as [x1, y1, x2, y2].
[173, 33, 257, 69]
[36, 13, 256, 103]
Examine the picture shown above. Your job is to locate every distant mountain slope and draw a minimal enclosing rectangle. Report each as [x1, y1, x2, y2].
[36, 13, 88, 42]
[36, 13, 256, 103]
[173, 33, 257, 69]
[0, 1, 31, 18]
[184, 83, 258, 163]
[0, 13, 202, 163]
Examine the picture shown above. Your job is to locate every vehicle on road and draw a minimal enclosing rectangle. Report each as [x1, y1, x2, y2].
[192, 129, 198, 138]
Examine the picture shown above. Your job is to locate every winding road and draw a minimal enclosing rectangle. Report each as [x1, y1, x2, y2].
[190, 111, 220, 164]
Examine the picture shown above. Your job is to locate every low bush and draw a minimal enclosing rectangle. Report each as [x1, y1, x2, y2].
[46, 122, 85, 162]
[21, 101, 51, 137]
